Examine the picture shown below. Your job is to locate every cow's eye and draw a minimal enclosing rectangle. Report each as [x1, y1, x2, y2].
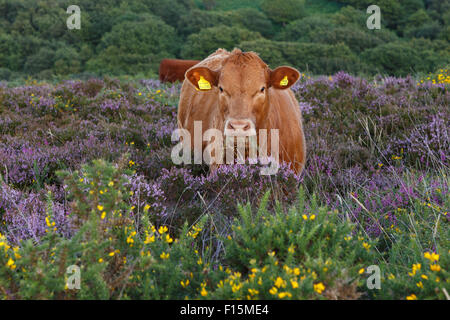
[260, 87, 265, 92]
[219, 86, 223, 93]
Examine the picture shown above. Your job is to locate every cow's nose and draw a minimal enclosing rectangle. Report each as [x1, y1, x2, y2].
[227, 120, 251, 131]
[224, 119, 256, 136]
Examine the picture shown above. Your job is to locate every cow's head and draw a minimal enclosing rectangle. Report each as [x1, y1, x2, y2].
[186, 50, 300, 138]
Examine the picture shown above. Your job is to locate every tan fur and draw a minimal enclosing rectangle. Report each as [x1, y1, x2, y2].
[177, 49, 306, 174]
[159, 59, 201, 83]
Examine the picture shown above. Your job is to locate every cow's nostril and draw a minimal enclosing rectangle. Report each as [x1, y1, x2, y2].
[226, 120, 253, 133]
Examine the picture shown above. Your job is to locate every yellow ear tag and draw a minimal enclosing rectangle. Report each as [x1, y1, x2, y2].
[198, 76, 211, 90]
[280, 76, 289, 86]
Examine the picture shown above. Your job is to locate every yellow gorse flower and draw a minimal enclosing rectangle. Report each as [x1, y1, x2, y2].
[158, 226, 168, 234]
[424, 252, 439, 262]
[408, 263, 421, 276]
[144, 235, 155, 244]
[181, 279, 190, 288]
[160, 252, 170, 260]
[313, 282, 325, 294]
[290, 280, 299, 288]
[165, 234, 173, 244]
[278, 292, 292, 299]
[248, 288, 259, 295]
[274, 277, 286, 288]
[6, 258, 15, 267]
[231, 283, 242, 293]
[430, 264, 441, 272]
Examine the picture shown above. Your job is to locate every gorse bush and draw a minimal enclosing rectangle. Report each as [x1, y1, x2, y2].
[0, 161, 376, 299]
[0, 159, 208, 299]
[214, 190, 377, 299]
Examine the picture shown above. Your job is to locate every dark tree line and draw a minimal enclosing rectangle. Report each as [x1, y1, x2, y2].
[0, 0, 448, 80]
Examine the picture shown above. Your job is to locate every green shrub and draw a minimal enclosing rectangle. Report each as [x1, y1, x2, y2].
[361, 41, 443, 76]
[24, 47, 55, 75]
[181, 26, 262, 60]
[335, 0, 403, 29]
[309, 26, 384, 53]
[178, 8, 274, 38]
[211, 190, 378, 299]
[275, 16, 336, 42]
[0, 158, 213, 299]
[405, 22, 442, 40]
[261, 0, 306, 25]
[139, 0, 195, 28]
[0, 68, 12, 81]
[370, 194, 449, 300]
[241, 40, 363, 74]
[177, 9, 234, 37]
[86, 14, 178, 75]
[284, 42, 361, 74]
[277, 13, 398, 54]
[239, 39, 287, 67]
[230, 8, 275, 38]
[331, 5, 366, 26]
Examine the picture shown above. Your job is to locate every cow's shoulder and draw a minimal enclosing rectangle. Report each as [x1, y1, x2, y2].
[266, 88, 302, 128]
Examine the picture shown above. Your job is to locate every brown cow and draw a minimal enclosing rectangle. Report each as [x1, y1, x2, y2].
[177, 48, 306, 174]
[159, 59, 200, 83]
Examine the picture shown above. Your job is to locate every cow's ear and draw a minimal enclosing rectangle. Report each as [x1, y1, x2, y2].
[186, 67, 219, 91]
[269, 66, 300, 90]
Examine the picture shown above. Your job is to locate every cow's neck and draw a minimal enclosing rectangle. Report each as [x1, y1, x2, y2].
[258, 93, 275, 129]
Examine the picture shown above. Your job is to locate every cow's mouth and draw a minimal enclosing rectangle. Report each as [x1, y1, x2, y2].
[223, 134, 258, 164]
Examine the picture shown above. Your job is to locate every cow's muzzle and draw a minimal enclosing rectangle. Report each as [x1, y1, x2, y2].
[224, 119, 256, 137]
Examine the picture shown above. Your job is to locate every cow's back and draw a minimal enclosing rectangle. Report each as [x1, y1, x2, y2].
[159, 59, 200, 83]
